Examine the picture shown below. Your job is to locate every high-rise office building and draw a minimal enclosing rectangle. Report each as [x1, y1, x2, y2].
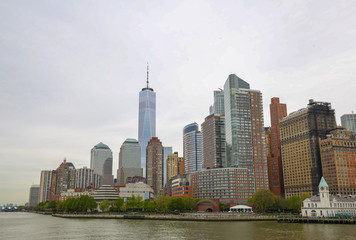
[213, 89, 225, 115]
[268, 97, 287, 197]
[341, 113, 356, 135]
[90, 142, 113, 185]
[146, 137, 164, 196]
[201, 114, 226, 169]
[29, 185, 40, 207]
[138, 66, 156, 171]
[75, 167, 101, 189]
[39, 170, 52, 203]
[183, 123, 203, 173]
[166, 152, 184, 184]
[223, 74, 268, 191]
[320, 128, 356, 195]
[117, 138, 143, 186]
[280, 100, 337, 197]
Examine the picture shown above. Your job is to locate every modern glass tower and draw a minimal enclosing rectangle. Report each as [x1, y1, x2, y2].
[138, 65, 156, 171]
[117, 138, 143, 186]
[223, 74, 268, 192]
[183, 123, 202, 173]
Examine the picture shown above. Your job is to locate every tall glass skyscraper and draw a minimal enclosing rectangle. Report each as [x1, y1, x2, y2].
[117, 138, 143, 186]
[183, 123, 202, 173]
[138, 68, 156, 171]
[90, 142, 113, 185]
[213, 89, 225, 115]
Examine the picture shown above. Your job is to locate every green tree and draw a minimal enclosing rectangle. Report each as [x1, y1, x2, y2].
[155, 195, 169, 212]
[144, 200, 156, 212]
[99, 200, 109, 212]
[300, 192, 312, 201]
[115, 197, 124, 212]
[248, 189, 277, 213]
[181, 196, 196, 211]
[286, 195, 302, 213]
[126, 195, 143, 211]
[273, 197, 288, 212]
[168, 197, 184, 212]
[84, 196, 97, 212]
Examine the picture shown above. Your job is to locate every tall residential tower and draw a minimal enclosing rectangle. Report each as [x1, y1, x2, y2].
[146, 137, 164, 196]
[268, 97, 287, 197]
[223, 74, 268, 191]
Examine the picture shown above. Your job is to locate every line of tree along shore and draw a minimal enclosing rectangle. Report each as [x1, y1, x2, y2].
[30, 190, 309, 214]
[31, 195, 201, 214]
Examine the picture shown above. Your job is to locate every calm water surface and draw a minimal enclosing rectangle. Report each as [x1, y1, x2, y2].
[1, 212, 356, 240]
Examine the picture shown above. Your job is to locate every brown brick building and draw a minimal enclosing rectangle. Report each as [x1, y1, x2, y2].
[280, 100, 336, 197]
[190, 167, 253, 203]
[320, 128, 356, 195]
[166, 152, 184, 184]
[146, 137, 164, 196]
[268, 97, 287, 197]
[201, 114, 226, 169]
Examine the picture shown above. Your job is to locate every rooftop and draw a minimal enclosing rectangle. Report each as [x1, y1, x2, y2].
[94, 142, 110, 149]
[319, 177, 328, 187]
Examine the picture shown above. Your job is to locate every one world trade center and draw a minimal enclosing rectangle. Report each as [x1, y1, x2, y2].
[138, 65, 156, 172]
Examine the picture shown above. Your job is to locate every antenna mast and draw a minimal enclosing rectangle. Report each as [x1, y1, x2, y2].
[146, 62, 149, 88]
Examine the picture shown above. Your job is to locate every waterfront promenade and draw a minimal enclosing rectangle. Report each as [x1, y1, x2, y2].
[53, 212, 278, 221]
[52, 212, 356, 224]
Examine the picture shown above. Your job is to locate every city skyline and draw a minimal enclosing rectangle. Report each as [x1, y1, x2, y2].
[1, 1, 356, 204]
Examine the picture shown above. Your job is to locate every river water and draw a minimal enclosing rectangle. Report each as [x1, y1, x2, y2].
[1, 212, 356, 240]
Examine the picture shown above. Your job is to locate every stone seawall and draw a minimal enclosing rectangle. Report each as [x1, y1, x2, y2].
[278, 218, 356, 224]
[52, 213, 277, 222]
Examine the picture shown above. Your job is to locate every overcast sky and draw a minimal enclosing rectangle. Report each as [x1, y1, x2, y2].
[1, 0, 355, 205]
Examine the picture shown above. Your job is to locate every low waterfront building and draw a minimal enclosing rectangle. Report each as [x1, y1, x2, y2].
[190, 167, 254, 203]
[59, 189, 91, 202]
[119, 182, 154, 201]
[171, 174, 191, 197]
[229, 205, 253, 213]
[92, 185, 119, 204]
[301, 177, 356, 217]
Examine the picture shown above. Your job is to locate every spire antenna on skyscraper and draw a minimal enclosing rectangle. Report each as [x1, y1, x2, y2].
[147, 62, 149, 88]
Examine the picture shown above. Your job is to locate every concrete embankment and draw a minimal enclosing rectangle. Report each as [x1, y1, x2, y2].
[52, 213, 278, 222]
[278, 218, 356, 224]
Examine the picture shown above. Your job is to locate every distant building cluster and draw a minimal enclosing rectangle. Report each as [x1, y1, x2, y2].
[30, 71, 356, 209]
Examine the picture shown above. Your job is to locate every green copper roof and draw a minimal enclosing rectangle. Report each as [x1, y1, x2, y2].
[125, 138, 138, 143]
[94, 142, 110, 149]
[319, 177, 328, 187]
